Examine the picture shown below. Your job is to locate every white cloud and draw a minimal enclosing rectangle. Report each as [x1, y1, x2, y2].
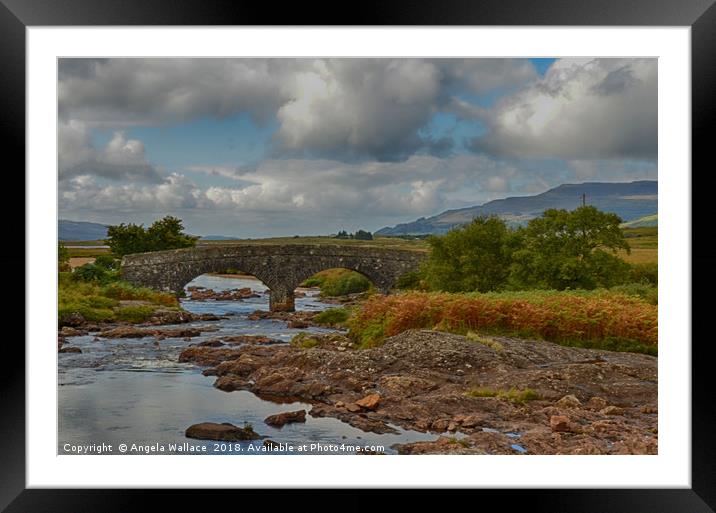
[59, 120, 162, 183]
[472, 58, 657, 159]
[59, 58, 540, 162]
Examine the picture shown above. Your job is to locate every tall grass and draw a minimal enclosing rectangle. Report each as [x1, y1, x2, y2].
[347, 290, 657, 354]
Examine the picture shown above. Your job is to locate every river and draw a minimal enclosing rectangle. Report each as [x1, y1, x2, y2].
[58, 275, 435, 455]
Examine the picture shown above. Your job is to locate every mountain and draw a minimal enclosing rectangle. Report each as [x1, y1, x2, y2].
[376, 181, 657, 236]
[59, 219, 109, 241]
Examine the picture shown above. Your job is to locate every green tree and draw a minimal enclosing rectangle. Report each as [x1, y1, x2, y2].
[146, 216, 197, 251]
[423, 216, 519, 293]
[509, 206, 631, 290]
[106, 216, 197, 256]
[354, 229, 373, 240]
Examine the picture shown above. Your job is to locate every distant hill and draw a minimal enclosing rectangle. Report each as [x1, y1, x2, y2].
[59, 219, 108, 241]
[621, 214, 658, 228]
[376, 181, 657, 236]
[199, 235, 238, 240]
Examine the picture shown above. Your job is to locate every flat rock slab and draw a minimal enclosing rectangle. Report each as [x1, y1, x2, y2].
[264, 409, 307, 427]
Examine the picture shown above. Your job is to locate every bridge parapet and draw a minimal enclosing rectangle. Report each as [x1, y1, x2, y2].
[121, 244, 426, 312]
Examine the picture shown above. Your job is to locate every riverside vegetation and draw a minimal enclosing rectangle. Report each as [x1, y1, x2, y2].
[59, 209, 658, 454]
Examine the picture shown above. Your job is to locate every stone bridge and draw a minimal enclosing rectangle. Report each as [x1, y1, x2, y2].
[120, 244, 427, 311]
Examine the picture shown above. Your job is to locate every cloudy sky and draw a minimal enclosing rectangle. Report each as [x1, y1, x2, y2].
[58, 58, 657, 237]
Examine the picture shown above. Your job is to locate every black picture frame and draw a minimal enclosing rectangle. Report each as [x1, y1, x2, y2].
[3, 0, 713, 510]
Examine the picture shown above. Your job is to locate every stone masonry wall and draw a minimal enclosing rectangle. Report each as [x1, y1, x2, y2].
[121, 244, 426, 311]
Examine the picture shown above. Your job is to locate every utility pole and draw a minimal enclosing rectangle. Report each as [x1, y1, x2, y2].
[581, 193, 586, 207]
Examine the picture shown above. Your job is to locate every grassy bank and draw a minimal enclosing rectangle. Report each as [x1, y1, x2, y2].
[347, 290, 658, 355]
[58, 272, 179, 325]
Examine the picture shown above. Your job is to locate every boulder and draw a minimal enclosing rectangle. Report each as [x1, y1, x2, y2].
[556, 394, 582, 408]
[61, 312, 85, 327]
[460, 415, 484, 429]
[264, 409, 307, 427]
[288, 320, 310, 329]
[550, 415, 571, 432]
[586, 396, 609, 411]
[185, 422, 261, 441]
[198, 339, 226, 347]
[59, 346, 82, 354]
[355, 393, 381, 411]
[600, 405, 625, 416]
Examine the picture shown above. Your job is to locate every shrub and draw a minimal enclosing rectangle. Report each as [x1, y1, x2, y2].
[321, 272, 371, 296]
[313, 308, 350, 326]
[347, 290, 657, 354]
[93, 254, 120, 270]
[394, 270, 425, 290]
[290, 332, 322, 348]
[629, 262, 658, 285]
[300, 269, 372, 296]
[300, 277, 325, 288]
[72, 263, 115, 283]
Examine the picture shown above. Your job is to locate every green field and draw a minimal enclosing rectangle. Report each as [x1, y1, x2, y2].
[66, 247, 111, 258]
[618, 227, 658, 264]
[197, 235, 429, 252]
[59, 227, 655, 263]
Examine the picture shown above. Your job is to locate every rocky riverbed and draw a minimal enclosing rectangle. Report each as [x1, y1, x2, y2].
[179, 329, 658, 455]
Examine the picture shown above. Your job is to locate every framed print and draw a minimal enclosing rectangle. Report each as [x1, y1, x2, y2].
[3, 0, 714, 510]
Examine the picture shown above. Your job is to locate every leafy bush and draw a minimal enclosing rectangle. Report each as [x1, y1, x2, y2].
[300, 269, 372, 296]
[72, 263, 117, 283]
[93, 254, 120, 270]
[394, 271, 425, 290]
[628, 262, 658, 285]
[321, 272, 371, 296]
[300, 277, 324, 288]
[347, 290, 657, 354]
[313, 307, 350, 326]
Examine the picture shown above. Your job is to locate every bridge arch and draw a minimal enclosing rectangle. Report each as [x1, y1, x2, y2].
[121, 244, 426, 312]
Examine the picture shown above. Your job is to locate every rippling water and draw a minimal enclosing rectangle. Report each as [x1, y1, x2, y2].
[58, 275, 435, 454]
